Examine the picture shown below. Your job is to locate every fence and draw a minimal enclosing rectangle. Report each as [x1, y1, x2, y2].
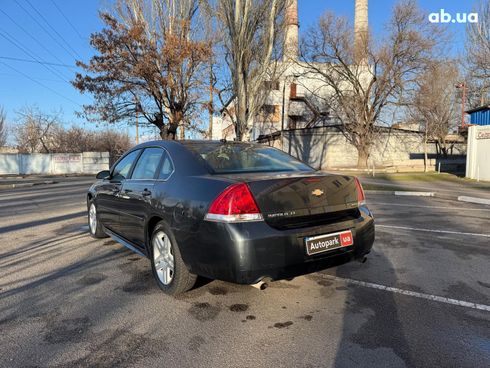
[260, 127, 466, 172]
[0, 152, 110, 175]
[466, 125, 490, 181]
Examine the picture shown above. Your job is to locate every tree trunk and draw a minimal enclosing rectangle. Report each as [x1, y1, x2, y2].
[423, 129, 428, 172]
[356, 147, 369, 169]
[160, 125, 177, 140]
[159, 111, 182, 140]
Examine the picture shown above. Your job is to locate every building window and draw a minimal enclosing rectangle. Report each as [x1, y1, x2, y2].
[290, 83, 297, 98]
[263, 81, 280, 90]
[260, 105, 280, 123]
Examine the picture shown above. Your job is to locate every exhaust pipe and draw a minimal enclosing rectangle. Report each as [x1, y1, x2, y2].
[251, 281, 268, 290]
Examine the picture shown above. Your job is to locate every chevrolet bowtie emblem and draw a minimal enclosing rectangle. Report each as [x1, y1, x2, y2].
[311, 189, 324, 197]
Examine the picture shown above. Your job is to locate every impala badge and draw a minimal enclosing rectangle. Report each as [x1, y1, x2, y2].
[311, 189, 324, 197]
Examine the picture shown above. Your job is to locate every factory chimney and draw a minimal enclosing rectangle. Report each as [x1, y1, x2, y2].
[354, 0, 368, 63]
[283, 0, 299, 61]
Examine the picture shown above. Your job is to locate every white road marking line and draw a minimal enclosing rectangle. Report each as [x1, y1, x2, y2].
[394, 191, 435, 197]
[322, 275, 490, 312]
[370, 202, 490, 212]
[458, 196, 490, 206]
[376, 224, 490, 238]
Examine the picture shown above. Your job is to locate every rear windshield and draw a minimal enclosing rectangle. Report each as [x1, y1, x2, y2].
[185, 143, 314, 174]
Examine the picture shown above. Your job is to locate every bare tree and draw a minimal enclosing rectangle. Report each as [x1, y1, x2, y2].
[408, 62, 460, 171]
[214, 0, 287, 141]
[466, 0, 490, 105]
[73, 0, 212, 139]
[0, 106, 7, 147]
[301, 1, 443, 168]
[14, 107, 132, 162]
[14, 107, 61, 153]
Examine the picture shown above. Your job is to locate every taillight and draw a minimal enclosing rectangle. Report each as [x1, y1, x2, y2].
[205, 183, 264, 223]
[354, 177, 366, 206]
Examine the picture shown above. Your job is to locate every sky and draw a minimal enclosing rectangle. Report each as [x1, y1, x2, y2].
[0, 0, 482, 140]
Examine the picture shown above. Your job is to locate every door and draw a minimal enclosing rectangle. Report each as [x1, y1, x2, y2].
[118, 147, 165, 246]
[96, 149, 141, 232]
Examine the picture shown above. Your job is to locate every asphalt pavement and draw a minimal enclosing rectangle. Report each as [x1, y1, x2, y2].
[0, 178, 489, 368]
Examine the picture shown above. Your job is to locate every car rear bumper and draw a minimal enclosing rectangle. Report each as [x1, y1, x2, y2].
[179, 206, 375, 284]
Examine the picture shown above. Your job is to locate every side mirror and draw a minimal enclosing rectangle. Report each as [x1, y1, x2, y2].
[96, 170, 111, 180]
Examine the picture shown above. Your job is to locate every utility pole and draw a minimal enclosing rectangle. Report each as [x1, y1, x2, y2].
[134, 96, 139, 144]
[208, 62, 214, 140]
[455, 82, 467, 129]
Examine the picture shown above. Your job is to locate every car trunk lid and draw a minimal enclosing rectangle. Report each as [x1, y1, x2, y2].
[217, 172, 360, 230]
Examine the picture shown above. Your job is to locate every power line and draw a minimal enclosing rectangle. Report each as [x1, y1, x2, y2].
[0, 8, 68, 67]
[0, 61, 81, 107]
[24, 0, 83, 60]
[0, 29, 69, 83]
[49, 0, 85, 41]
[13, 0, 80, 61]
[0, 72, 68, 83]
[0, 56, 76, 69]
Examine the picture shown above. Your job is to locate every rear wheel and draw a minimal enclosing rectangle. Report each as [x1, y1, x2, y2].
[88, 201, 107, 238]
[150, 222, 196, 295]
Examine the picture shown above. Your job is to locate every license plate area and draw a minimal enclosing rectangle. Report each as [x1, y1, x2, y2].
[305, 230, 353, 256]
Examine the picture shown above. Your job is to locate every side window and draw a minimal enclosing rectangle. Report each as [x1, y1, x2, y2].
[131, 148, 163, 180]
[159, 151, 174, 180]
[112, 150, 140, 181]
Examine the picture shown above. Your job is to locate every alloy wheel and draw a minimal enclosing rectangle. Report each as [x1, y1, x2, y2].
[153, 231, 175, 285]
[89, 203, 97, 234]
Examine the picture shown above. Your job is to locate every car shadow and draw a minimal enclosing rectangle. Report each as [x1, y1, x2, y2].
[328, 247, 414, 367]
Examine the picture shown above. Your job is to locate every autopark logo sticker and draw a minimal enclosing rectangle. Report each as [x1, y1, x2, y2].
[340, 231, 353, 247]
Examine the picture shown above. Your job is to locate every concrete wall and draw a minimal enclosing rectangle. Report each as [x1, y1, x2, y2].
[466, 125, 490, 181]
[276, 128, 466, 171]
[0, 152, 109, 175]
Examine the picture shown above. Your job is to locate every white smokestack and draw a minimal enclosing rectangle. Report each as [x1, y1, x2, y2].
[283, 0, 299, 61]
[354, 0, 368, 63]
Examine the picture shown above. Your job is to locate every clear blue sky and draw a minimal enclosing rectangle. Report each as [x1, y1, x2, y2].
[0, 0, 480, 136]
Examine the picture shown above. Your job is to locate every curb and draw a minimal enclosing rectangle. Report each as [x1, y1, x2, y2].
[457, 196, 490, 206]
[0, 180, 57, 190]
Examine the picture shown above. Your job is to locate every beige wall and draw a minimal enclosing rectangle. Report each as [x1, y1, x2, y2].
[275, 128, 466, 171]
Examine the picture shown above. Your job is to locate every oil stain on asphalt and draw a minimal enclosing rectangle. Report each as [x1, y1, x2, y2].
[77, 273, 107, 286]
[44, 317, 91, 344]
[208, 286, 228, 295]
[188, 302, 221, 321]
[273, 321, 293, 329]
[188, 335, 206, 352]
[229, 304, 249, 312]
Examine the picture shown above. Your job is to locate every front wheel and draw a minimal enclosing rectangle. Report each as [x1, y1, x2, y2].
[88, 201, 108, 238]
[150, 222, 196, 295]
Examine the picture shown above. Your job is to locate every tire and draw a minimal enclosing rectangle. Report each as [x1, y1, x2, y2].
[150, 221, 196, 295]
[88, 200, 108, 238]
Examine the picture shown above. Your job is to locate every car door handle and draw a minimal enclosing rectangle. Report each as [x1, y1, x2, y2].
[141, 189, 152, 197]
[124, 189, 133, 193]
